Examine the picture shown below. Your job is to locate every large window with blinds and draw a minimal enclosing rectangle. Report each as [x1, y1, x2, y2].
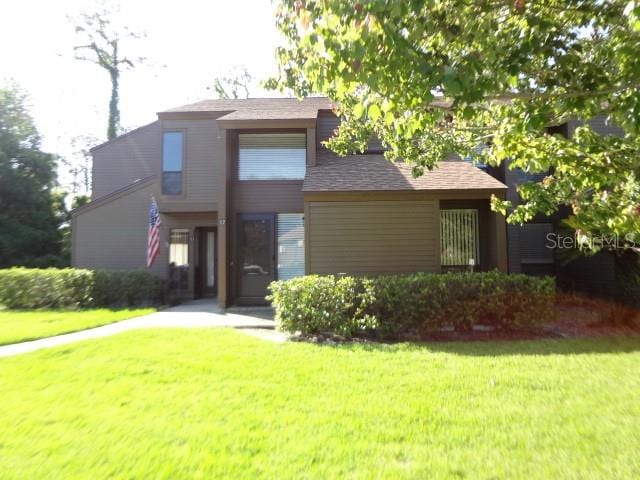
[277, 214, 304, 280]
[238, 133, 306, 180]
[440, 209, 480, 271]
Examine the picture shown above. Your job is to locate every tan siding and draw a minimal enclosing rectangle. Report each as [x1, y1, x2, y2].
[92, 122, 161, 199]
[307, 201, 439, 275]
[73, 182, 166, 277]
[233, 182, 304, 213]
[161, 118, 223, 208]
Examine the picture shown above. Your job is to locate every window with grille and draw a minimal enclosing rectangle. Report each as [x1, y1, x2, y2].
[169, 229, 189, 266]
[277, 214, 304, 280]
[440, 209, 480, 270]
[238, 133, 306, 180]
[169, 229, 189, 291]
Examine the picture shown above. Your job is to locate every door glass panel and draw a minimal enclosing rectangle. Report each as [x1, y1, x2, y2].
[241, 219, 271, 276]
[206, 231, 215, 287]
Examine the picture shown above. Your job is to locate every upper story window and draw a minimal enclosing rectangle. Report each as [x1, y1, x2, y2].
[238, 133, 306, 180]
[162, 132, 184, 195]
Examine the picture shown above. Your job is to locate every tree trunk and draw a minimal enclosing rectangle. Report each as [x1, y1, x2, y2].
[107, 42, 121, 140]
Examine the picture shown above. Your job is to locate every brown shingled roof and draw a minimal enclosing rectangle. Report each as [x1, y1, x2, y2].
[161, 97, 334, 114]
[303, 152, 507, 192]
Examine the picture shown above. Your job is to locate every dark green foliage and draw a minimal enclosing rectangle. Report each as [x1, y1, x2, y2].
[0, 85, 67, 267]
[0, 268, 165, 309]
[268, 272, 555, 338]
[92, 270, 165, 308]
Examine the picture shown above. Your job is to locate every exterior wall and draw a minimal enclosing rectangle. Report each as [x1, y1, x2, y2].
[159, 117, 224, 211]
[162, 212, 218, 297]
[92, 122, 161, 199]
[305, 200, 440, 275]
[504, 114, 624, 276]
[72, 181, 165, 277]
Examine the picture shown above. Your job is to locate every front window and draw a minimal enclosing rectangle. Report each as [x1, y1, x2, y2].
[162, 132, 183, 195]
[238, 133, 306, 180]
[277, 214, 304, 280]
[440, 209, 480, 271]
[169, 229, 189, 291]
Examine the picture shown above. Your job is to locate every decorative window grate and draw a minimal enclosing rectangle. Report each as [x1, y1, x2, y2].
[440, 209, 480, 269]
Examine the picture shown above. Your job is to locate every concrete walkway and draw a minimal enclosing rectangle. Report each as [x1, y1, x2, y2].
[0, 299, 283, 358]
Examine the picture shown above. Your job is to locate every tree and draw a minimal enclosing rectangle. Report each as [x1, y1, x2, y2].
[72, 3, 145, 139]
[270, 0, 640, 250]
[0, 84, 67, 267]
[211, 66, 253, 99]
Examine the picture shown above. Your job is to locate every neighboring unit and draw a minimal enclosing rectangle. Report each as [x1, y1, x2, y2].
[71, 97, 511, 307]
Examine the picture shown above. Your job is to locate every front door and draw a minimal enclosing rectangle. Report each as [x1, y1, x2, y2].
[237, 213, 275, 304]
[195, 227, 217, 298]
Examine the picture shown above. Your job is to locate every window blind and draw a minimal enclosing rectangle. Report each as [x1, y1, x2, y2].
[277, 214, 304, 280]
[239, 133, 306, 180]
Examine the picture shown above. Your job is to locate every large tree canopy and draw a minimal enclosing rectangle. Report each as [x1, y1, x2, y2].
[270, 0, 640, 249]
[0, 85, 66, 267]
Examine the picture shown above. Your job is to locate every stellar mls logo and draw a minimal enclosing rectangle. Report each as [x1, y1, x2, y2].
[545, 232, 638, 250]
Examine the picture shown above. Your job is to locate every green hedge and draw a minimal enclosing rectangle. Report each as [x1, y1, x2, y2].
[268, 272, 555, 338]
[0, 268, 166, 309]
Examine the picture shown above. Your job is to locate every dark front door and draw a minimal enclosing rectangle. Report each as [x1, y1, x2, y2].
[195, 227, 217, 298]
[237, 213, 275, 304]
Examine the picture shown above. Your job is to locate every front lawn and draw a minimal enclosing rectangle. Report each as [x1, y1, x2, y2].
[1, 330, 639, 479]
[0, 308, 155, 345]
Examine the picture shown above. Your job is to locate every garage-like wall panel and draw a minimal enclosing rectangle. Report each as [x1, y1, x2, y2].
[307, 200, 439, 275]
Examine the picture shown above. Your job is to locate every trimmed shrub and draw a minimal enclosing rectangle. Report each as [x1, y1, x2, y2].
[92, 270, 165, 307]
[268, 272, 555, 338]
[0, 268, 94, 309]
[267, 275, 377, 337]
[0, 268, 165, 309]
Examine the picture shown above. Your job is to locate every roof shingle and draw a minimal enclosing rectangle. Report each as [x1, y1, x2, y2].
[302, 152, 507, 192]
[161, 97, 334, 114]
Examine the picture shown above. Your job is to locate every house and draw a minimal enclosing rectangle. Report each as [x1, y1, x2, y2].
[71, 97, 512, 307]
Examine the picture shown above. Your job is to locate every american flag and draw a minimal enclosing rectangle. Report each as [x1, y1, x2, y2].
[147, 196, 161, 267]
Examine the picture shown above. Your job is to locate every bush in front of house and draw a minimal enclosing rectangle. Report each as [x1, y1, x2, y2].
[0, 268, 165, 309]
[268, 272, 555, 338]
[267, 275, 378, 337]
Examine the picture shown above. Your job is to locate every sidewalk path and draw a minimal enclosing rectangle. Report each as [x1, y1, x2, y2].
[0, 300, 279, 358]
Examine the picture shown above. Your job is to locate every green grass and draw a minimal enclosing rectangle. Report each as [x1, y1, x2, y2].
[0, 308, 155, 345]
[1, 330, 639, 479]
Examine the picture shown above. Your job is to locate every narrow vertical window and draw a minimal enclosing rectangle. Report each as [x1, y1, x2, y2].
[169, 229, 189, 292]
[162, 132, 183, 195]
[277, 214, 304, 280]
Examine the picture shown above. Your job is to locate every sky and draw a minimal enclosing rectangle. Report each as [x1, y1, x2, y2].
[0, 0, 284, 192]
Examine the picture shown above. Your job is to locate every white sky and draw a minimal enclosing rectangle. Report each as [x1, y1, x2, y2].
[1, 0, 284, 190]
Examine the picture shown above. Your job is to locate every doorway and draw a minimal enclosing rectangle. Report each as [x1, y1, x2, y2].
[236, 213, 275, 305]
[195, 227, 217, 298]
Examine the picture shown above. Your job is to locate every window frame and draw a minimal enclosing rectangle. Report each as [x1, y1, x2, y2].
[168, 228, 190, 267]
[276, 213, 305, 281]
[235, 130, 307, 182]
[162, 130, 186, 196]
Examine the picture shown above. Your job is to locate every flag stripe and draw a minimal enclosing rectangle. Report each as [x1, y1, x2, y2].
[147, 196, 161, 268]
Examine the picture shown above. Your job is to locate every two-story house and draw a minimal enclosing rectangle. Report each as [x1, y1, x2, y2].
[71, 97, 512, 307]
